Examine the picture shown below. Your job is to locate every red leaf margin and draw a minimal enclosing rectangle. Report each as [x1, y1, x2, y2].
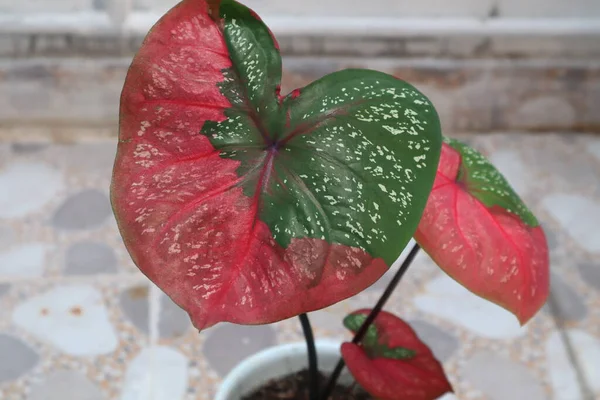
[414, 142, 550, 325]
[342, 309, 453, 400]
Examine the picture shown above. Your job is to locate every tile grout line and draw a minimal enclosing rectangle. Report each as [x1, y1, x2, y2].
[546, 292, 595, 400]
[149, 283, 160, 347]
[148, 283, 161, 400]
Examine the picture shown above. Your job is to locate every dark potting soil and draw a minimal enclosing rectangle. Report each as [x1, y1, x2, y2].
[241, 369, 374, 400]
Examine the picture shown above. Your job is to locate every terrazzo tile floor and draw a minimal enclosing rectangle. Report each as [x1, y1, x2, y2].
[0, 132, 599, 400]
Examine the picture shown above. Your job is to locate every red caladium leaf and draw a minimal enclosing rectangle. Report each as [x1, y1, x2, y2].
[111, 0, 442, 330]
[342, 310, 453, 400]
[414, 138, 549, 325]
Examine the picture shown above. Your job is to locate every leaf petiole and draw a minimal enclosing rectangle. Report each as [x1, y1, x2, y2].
[299, 313, 319, 400]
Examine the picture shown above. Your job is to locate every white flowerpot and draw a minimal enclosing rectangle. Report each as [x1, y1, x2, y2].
[215, 340, 353, 400]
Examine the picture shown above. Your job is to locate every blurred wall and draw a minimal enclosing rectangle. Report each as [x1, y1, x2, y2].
[1, 0, 600, 17]
[170, 0, 600, 17]
[0, 0, 599, 135]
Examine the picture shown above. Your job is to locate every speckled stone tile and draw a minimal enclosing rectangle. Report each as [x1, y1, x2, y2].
[0, 278, 148, 400]
[1, 133, 599, 400]
[154, 325, 225, 399]
[0, 142, 142, 277]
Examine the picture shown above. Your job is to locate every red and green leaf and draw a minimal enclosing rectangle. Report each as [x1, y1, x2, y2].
[342, 310, 453, 400]
[414, 138, 550, 325]
[111, 0, 442, 330]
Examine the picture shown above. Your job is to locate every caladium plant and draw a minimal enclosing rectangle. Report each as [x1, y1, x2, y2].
[414, 138, 550, 324]
[341, 310, 453, 400]
[111, 0, 442, 331]
[111, 0, 551, 398]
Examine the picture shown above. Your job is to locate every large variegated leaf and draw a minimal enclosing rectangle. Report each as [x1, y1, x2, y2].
[415, 138, 549, 325]
[111, 0, 441, 330]
[342, 310, 453, 400]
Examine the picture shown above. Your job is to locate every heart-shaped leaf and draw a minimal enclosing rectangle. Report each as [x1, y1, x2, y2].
[342, 310, 453, 400]
[111, 0, 442, 330]
[414, 138, 549, 325]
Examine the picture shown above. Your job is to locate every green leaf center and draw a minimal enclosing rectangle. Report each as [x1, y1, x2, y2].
[344, 314, 416, 360]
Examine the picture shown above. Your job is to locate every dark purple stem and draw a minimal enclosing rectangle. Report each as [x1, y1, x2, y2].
[300, 313, 319, 400]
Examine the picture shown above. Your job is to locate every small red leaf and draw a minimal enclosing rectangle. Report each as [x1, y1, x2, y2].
[415, 140, 550, 324]
[342, 310, 452, 400]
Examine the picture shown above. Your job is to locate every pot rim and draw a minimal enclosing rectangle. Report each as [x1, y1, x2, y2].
[215, 340, 342, 400]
